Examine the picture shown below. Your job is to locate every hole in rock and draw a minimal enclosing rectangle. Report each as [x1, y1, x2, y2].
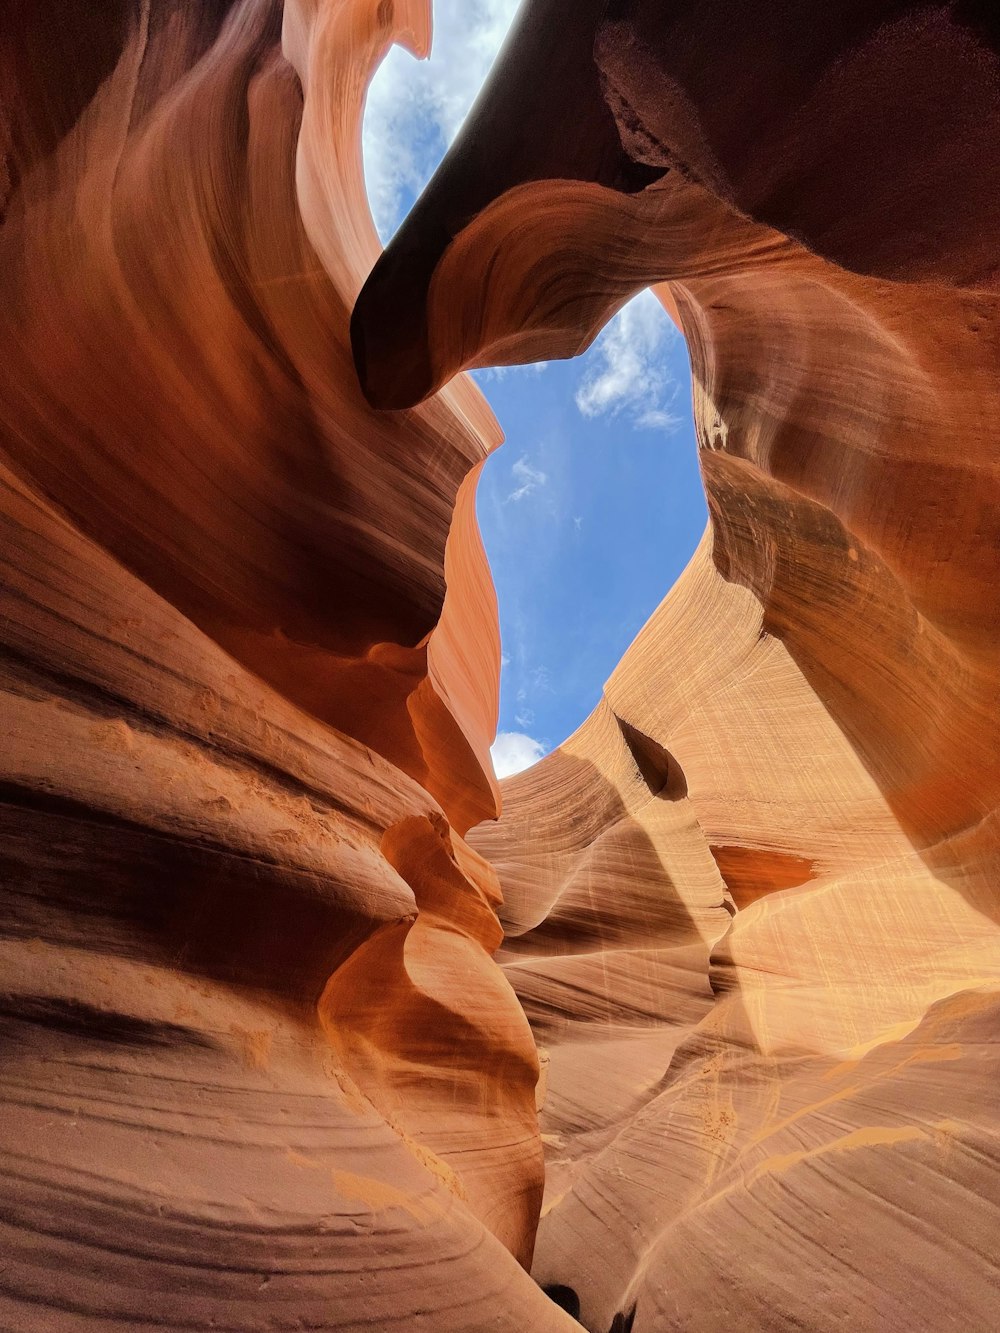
[544, 1284, 581, 1318]
[363, 11, 706, 783]
[617, 718, 689, 799]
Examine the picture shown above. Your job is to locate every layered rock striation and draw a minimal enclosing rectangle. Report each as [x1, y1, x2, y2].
[356, 3, 1000, 1330]
[4, 1, 1000, 1331]
[1, 2, 573, 1328]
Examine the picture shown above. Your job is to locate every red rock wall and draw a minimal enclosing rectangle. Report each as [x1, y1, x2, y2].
[0, 3, 577, 1328]
[6, 1, 1000, 1330]
[356, 3, 1000, 1331]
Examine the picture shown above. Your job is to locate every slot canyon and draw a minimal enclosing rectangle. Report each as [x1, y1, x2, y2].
[2, 1, 1000, 1329]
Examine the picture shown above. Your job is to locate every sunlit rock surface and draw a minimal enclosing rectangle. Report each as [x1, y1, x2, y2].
[4, 1, 1000, 1330]
[0, 2, 572, 1328]
[356, 2, 1000, 1330]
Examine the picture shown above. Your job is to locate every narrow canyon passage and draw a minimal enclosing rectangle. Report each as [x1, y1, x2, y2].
[2, 2, 1000, 1331]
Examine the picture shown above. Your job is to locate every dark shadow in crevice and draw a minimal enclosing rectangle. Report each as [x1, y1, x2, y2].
[545, 1284, 581, 1319]
[0, 993, 216, 1053]
[616, 718, 688, 801]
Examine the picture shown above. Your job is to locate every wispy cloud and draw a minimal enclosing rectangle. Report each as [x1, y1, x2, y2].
[474, 362, 548, 384]
[529, 664, 551, 692]
[575, 288, 682, 431]
[508, 454, 547, 501]
[363, 1, 522, 241]
[491, 730, 547, 779]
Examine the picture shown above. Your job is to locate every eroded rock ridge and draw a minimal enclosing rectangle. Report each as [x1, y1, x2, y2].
[3, 2, 1000, 1331]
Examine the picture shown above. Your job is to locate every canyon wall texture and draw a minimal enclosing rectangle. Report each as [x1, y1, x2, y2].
[355, 2, 1000, 1330]
[0, 2, 576, 1328]
[3, 1, 1000, 1331]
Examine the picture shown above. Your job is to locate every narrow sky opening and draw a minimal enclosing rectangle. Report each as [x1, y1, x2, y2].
[362, 3, 707, 780]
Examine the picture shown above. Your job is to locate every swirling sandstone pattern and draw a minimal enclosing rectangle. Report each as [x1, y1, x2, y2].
[0, 2, 577, 1329]
[6, 0, 1000, 1330]
[355, 2, 1000, 1330]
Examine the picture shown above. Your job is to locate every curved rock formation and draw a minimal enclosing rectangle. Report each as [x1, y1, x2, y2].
[0, 2, 577, 1328]
[6, 0, 1000, 1329]
[355, 3, 1000, 1330]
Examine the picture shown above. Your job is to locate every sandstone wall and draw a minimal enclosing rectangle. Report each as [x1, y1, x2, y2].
[0, 3, 576, 1328]
[4, 2, 1000, 1330]
[357, 4, 1000, 1329]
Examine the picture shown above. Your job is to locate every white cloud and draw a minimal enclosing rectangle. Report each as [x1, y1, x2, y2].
[363, 1, 522, 241]
[491, 731, 546, 779]
[508, 453, 547, 501]
[575, 288, 682, 432]
[474, 361, 548, 384]
[635, 407, 680, 430]
[530, 664, 551, 691]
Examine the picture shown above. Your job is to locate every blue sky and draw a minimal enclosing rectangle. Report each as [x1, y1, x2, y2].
[363, 1, 706, 777]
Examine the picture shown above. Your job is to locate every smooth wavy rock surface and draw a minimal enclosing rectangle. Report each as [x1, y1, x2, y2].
[6, 0, 1000, 1330]
[0, 2, 579, 1329]
[356, 3, 1000, 1331]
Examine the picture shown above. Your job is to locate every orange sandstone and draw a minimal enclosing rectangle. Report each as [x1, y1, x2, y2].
[4, 1, 1000, 1331]
[357, 3, 1000, 1330]
[0, 2, 569, 1328]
